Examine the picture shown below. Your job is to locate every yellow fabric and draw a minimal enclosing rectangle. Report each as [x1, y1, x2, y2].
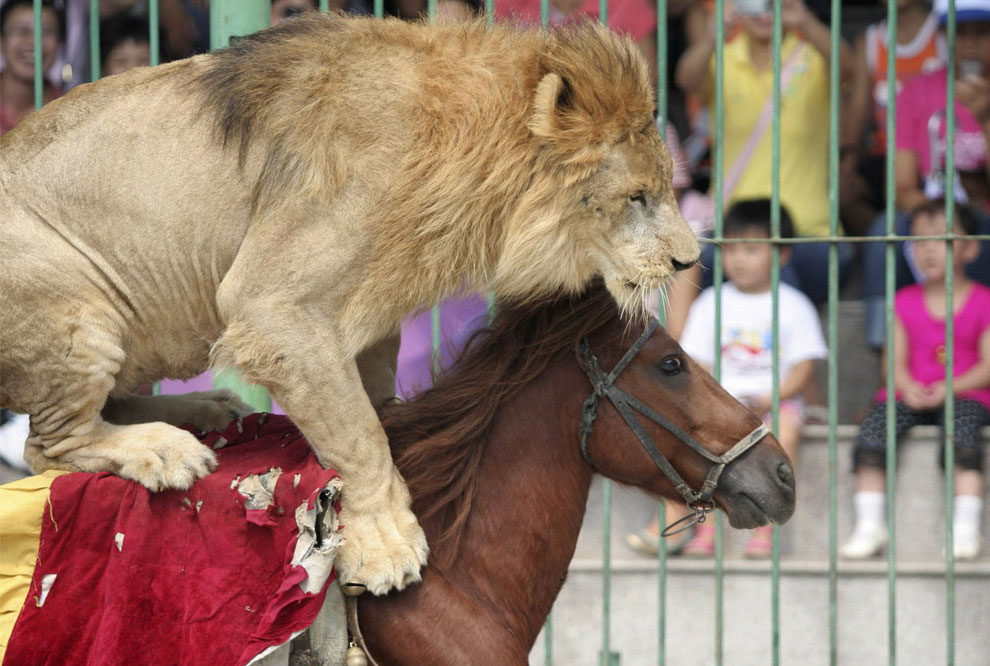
[0, 470, 67, 660]
[704, 33, 832, 238]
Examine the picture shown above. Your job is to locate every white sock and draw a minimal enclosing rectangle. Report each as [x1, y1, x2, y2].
[953, 495, 983, 536]
[852, 491, 886, 532]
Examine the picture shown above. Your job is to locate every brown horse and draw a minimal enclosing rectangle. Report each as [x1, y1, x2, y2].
[355, 283, 795, 665]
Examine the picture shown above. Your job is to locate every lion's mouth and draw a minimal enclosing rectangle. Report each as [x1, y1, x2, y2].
[623, 276, 667, 292]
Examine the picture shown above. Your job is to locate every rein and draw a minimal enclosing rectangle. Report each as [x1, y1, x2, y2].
[576, 318, 770, 537]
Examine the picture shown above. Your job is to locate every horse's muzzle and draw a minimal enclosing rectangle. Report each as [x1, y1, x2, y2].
[716, 447, 796, 529]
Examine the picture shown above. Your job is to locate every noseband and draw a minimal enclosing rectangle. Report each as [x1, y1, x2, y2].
[577, 318, 770, 536]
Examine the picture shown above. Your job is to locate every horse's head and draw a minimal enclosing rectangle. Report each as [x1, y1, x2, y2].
[578, 318, 795, 529]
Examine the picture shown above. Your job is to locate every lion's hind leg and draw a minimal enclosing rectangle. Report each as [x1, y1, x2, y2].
[103, 390, 255, 433]
[9, 309, 216, 492]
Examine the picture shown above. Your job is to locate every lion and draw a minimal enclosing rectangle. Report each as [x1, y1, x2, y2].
[0, 13, 699, 595]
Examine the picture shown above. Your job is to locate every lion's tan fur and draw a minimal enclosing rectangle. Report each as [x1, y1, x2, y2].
[0, 13, 698, 594]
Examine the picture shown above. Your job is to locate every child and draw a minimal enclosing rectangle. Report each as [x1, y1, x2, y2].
[628, 199, 827, 558]
[842, 200, 990, 560]
[100, 14, 151, 78]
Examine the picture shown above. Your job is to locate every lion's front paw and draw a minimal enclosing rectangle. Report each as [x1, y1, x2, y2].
[115, 423, 217, 491]
[335, 495, 429, 596]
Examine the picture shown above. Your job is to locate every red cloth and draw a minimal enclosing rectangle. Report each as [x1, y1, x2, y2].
[3, 414, 339, 666]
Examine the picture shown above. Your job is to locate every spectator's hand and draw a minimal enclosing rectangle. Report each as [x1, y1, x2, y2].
[706, 2, 740, 41]
[781, 0, 814, 31]
[956, 75, 990, 125]
[918, 381, 947, 409]
[743, 394, 772, 416]
[902, 381, 931, 410]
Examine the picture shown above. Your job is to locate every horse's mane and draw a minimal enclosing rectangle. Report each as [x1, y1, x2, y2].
[381, 281, 622, 560]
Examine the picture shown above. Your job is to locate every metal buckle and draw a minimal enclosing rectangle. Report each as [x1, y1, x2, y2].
[659, 500, 715, 537]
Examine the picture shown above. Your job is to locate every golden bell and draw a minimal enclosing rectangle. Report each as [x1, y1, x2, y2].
[341, 582, 367, 597]
[345, 645, 369, 666]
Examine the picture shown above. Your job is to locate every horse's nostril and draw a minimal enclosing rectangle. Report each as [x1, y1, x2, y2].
[776, 462, 794, 487]
[671, 257, 697, 272]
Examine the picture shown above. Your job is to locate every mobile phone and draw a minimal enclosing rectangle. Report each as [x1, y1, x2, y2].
[961, 59, 983, 79]
[735, 0, 770, 16]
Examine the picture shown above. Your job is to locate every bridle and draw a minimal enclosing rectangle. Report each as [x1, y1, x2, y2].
[577, 318, 771, 537]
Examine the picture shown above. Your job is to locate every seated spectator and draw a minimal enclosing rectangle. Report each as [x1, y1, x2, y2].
[840, 0, 946, 236]
[842, 200, 990, 561]
[628, 200, 827, 558]
[1, 0, 62, 135]
[671, 0, 854, 319]
[100, 13, 150, 76]
[861, 0, 990, 350]
[493, 0, 660, 81]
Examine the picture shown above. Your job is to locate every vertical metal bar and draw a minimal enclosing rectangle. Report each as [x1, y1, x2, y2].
[374, 0, 384, 19]
[149, 0, 160, 67]
[209, 1, 273, 412]
[601, 478, 613, 666]
[655, 5, 669, 662]
[90, 0, 100, 81]
[430, 306, 442, 375]
[427, 0, 437, 20]
[148, 1, 160, 396]
[210, 0, 268, 48]
[713, 2, 726, 664]
[769, 3, 782, 665]
[657, 501, 667, 666]
[541, 0, 552, 661]
[883, 1, 898, 663]
[827, 0, 842, 664]
[943, 3, 957, 664]
[319, 0, 330, 11]
[33, 0, 42, 110]
[595, 1, 615, 658]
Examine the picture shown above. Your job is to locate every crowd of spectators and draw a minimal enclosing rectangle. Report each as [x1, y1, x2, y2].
[1, 0, 988, 560]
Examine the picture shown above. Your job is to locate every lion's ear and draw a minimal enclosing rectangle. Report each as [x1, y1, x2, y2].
[529, 71, 607, 181]
[529, 72, 571, 140]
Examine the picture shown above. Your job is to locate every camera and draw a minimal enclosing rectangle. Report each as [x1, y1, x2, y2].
[735, 0, 771, 16]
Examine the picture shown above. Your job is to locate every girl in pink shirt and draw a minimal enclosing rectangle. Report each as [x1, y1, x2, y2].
[843, 200, 990, 561]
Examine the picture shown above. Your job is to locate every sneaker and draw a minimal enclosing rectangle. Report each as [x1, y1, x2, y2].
[625, 529, 659, 556]
[625, 527, 694, 557]
[744, 525, 774, 558]
[840, 524, 887, 559]
[953, 530, 982, 561]
[682, 522, 716, 557]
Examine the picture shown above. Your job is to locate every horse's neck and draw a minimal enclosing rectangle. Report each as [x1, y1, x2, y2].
[446, 370, 594, 642]
[363, 364, 594, 664]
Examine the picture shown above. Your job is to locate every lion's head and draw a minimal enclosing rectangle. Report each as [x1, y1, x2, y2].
[496, 21, 699, 318]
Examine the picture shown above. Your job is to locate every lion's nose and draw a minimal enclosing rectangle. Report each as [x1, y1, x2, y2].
[671, 257, 697, 272]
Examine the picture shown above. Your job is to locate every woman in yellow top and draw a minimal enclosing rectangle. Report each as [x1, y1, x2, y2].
[627, 0, 853, 560]
[673, 0, 853, 306]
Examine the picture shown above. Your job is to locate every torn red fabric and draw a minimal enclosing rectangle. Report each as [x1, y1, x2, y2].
[3, 414, 339, 666]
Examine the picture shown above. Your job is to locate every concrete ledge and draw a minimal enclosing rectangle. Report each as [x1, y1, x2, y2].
[801, 424, 990, 443]
[569, 557, 990, 578]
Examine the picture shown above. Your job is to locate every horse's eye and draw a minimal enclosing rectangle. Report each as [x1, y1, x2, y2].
[630, 191, 647, 206]
[659, 356, 683, 376]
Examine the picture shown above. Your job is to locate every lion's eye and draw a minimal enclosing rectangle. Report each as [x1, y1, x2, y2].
[630, 192, 647, 206]
[659, 356, 683, 376]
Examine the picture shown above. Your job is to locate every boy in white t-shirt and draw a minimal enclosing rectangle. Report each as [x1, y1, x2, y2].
[627, 199, 827, 558]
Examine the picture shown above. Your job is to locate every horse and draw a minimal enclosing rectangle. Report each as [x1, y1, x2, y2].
[339, 283, 796, 665]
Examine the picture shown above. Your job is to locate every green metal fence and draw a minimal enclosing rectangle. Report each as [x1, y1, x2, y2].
[24, 0, 989, 663]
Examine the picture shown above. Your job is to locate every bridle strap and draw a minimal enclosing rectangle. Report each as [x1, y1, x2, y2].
[577, 318, 770, 536]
